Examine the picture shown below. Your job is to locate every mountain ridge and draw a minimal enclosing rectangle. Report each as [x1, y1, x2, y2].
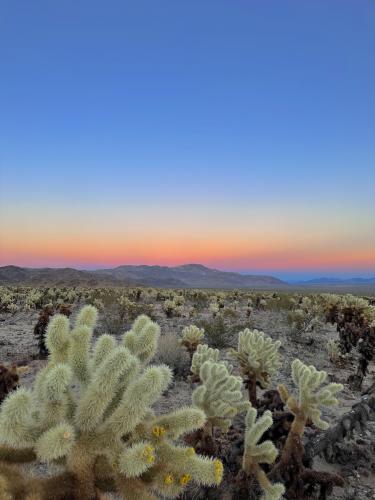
[0, 264, 287, 289]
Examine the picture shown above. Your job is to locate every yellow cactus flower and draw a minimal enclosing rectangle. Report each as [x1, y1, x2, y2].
[152, 425, 166, 437]
[142, 445, 155, 464]
[180, 473, 191, 485]
[214, 459, 223, 484]
[164, 474, 174, 485]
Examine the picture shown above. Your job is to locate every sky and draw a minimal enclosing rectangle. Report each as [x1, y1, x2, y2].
[0, 0, 374, 280]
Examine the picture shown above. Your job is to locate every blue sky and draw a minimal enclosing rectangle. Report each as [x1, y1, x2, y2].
[0, 1, 374, 280]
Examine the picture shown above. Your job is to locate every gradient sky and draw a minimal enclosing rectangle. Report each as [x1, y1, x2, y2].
[0, 0, 374, 280]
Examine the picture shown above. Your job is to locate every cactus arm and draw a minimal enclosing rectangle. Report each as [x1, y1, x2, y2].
[75, 347, 138, 432]
[68, 325, 93, 385]
[117, 442, 156, 477]
[75, 304, 98, 329]
[91, 334, 116, 369]
[153, 407, 206, 439]
[35, 423, 75, 462]
[99, 365, 172, 438]
[45, 314, 71, 364]
[0, 388, 38, 448]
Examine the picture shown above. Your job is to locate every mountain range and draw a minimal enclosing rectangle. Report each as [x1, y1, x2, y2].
[296, 277, 375, 285]
[0, 264, 287, 289]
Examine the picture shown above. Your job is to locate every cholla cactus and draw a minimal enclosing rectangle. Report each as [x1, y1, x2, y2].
[25, 289, 43, 310]
[180, 325, 205, 358]
[209, 302, 220, 317]
[118, 295, 133, 318]
[192, 361, 250, 434]
[7, 303, 18, 314]
[279, 359, 343, 432]
[258, 298, 267, 310]
[92, 298, 105, 311]
[163, 299, 182, 318]
[122, 314, 160, 366]
[287, 297, 323, 338]
[191, 344, 220, 380]
[271, 360, 344, 496]
[230, 329, 281, 405]
[326, 339, 341, 364]
[242, 408, 285, 500]
[190, 344, 232, 383]
[0, 288, 17, 313]
[0, 306, 223, 499]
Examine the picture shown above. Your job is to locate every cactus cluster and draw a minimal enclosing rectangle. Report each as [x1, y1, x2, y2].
[0, 306, 223, 499]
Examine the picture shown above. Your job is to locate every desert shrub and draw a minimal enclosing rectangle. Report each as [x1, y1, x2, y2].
[222, 307, 237, 319]
[118, 295, 155, 321]
[100, 303, 128, 335]
[267, 293, 296, 312]
[155, 333, 190, 378]
[0, 364, 28, 405]
[128, 287, 143, 302]
[191, 290, 209, 310]
[197, 317, 232, 349]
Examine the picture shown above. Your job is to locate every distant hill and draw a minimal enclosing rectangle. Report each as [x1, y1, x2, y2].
[0, 265, 126, 287]
[94, 264, 287, 288]
[0, 264, 287, 289]
[296, 277, 375, 286]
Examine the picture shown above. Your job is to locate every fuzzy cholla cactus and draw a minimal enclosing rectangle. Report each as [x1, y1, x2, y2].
[209, 302, 220, 317]
[0, 306, 223, 499]
[180, 325, 205, 358]
[231, 329, 281, 405]
[272, 360, 344, 497]
[279, 359, 343, 432]
[163, 299, 182, 318]
[242, 408, 285, 500]
[122, 314, 160, 365]
[193, 361, 250, 434]
[326, 339, 341, 365]
[191, 345, 220, 381]
[190, 344, 232, 383]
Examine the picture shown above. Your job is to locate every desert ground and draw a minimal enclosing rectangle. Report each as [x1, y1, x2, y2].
[0, 286, 374, 499]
